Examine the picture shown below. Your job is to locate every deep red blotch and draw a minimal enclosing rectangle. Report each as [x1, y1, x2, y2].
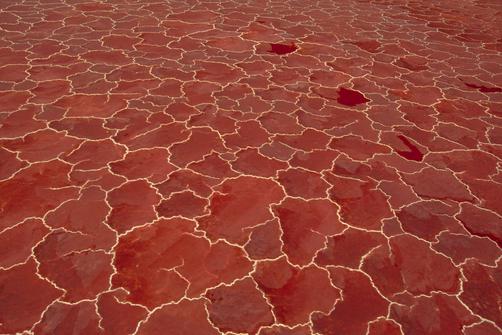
[268, 43, 298, 55]
[396, 135, 423, 161]
[337, 87, 370, 106]
[465, 83, 502, 93]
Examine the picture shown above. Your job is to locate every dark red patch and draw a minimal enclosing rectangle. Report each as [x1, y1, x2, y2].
[465, 82, 502, 93]
[268, 43, 298, 55]
[396, 135, 424, 161]
[337, 87, 370, 106]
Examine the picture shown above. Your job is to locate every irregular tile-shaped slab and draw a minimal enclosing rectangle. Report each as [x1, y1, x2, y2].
[113, 218, 252, 308]
[49, 117, 115, 140]
[69, 168, 126, 191]
[0, 91, 31, 113]
[260, 140, 297, 161]
[0, 160, 79, 230]
[110, 148, 175, 183]
[360, 245, 405, 298]
[258, 111, 304, 134]
[118, 122, 189, 151]
[45, 187, 116, 250]
[396, 200, 465, 241]
[1, 129, 81, 162]
[363, 234, 460, 297]
[156, 191, 208, 219]
[312, 267, 389, 335]
[35, 234, 114, 302]
[433, 232, 501, 265]
[0, 64, 29, 82]
[391, 293, 478, 335]
[277, 168, 330, 199]
[460, 260, 502, 327]
[332, 154, 405, 180]
[463, 322, 502, 335]
[97, 289, 148, 335]
[183, 81, 220, 105]
[461, 177, 502, 214]
[275, 129, 331, 151]
[253, 257, 340, 326]
[164, 101, 199, 121]
[81, 50, 130, 65]
[137, 299, 219, 335]
[289, 149, 339, 172]
[391, 85, 443, 105]
[310, 70, 351, 87]
[188, 108, 236, 134]
[435, 122, 484, 149]
[258, 325, 312, 335]
[205, 278, 274, 334]
[329, 135, 390, 160]
[0, 260, 63, 333]
[63, 139, 126, 170]
[367, 319, 402, 335]
[107, 180, 160, 233]
[155, 169, 218, 198]
[224, 120, 270, 149]
[455, 203, 502, 247]
[0, 218, 48, 268]
[170, 128, 226, 167]
[245, 219, 283, 260]
[425, 150, 498, 179]
[391, 234, 460, 294]
[231, 148, 288, 177]
[33, 301, 102, 335]
[198, 176, 285, 244]
[273, 198, 345, 266]
[187, 152, 237, 179]
[195, 61, 246, 84]
[103, 35, 141, 50]
[54, 94, 128, 117]
[378, 179, 420, 209]
[327, 174, 392, 230]
[296, 107, 363, 131]
[401, 167, 474, 202]
[207, 36, 256, 52]
[29, 79, 71, 103]
[0, 147, 27, 180]
[315, 228, 386, 268]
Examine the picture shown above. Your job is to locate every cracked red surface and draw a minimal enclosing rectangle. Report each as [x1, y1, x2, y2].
[0, 0, 501, 334]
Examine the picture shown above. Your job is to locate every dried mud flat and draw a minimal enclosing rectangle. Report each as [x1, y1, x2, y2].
[0, 0, 501, 334]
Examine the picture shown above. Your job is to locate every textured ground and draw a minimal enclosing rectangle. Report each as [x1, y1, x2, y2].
[0, 0, 502, 334]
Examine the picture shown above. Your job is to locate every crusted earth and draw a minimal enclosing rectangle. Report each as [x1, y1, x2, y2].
[0, 0, 501, 334]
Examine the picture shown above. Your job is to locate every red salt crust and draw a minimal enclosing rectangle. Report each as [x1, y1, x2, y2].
[1, 0, 501, 334]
